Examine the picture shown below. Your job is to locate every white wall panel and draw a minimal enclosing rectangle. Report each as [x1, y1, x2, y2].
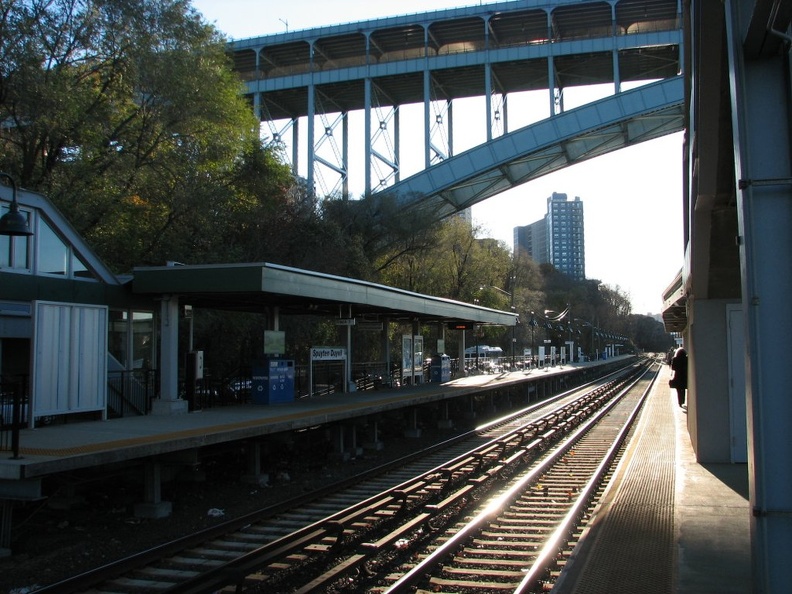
[33, 302, 107, 422]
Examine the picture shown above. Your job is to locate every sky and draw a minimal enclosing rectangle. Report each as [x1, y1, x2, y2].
[191, 0, 685, 316]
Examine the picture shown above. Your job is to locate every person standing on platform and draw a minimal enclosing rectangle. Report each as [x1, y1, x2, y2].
[670, 347, 688, 407]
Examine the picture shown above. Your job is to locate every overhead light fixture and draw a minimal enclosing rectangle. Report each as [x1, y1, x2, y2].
[0, 172, 33, 236]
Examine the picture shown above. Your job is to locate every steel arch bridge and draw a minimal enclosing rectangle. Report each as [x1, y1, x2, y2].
[229, 0, 683, 216]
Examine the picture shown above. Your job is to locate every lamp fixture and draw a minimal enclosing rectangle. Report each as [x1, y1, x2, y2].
[0, 172, 33, 236]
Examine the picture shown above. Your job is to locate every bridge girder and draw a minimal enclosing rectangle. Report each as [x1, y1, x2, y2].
[379, 76, 684, 220]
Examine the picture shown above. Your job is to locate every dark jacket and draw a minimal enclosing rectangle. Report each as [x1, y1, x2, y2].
[671, 347, 688, 390]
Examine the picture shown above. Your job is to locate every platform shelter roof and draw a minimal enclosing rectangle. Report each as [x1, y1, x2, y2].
[132, 262, 517, 327]
[661, 269, 686, 332]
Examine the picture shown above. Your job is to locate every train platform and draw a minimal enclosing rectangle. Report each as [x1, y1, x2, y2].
[554, 363, 751, 593]
[0, 358, 606, 483]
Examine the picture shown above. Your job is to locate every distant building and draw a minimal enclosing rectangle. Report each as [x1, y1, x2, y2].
[514, 192, 585, 280]
[456, 207, 473, 225]
[513, 218, 547, 267]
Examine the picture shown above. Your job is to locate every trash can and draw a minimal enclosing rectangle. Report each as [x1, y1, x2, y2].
[430, 354, 451, 383]
[251, 358, 295, 404]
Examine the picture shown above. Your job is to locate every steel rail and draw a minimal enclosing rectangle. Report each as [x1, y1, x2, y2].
[166, 380, 621, 593]
[166, 367, 641, 593]
[513, 364, 659, 592]
[384, 363, 655, 593]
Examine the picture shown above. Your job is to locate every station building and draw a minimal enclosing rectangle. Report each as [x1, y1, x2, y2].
[0, 181, 523, 512]
[0, 182, 517, 426]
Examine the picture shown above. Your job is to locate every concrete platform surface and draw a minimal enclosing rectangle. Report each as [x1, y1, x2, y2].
[553, 364, 751, 593]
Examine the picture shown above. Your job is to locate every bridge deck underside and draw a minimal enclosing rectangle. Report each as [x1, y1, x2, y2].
[254, 44, 679, 119]
[233, 1, 681, 119]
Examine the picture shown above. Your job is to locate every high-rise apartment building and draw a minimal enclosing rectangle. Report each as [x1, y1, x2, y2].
[513, 192, 585, 280]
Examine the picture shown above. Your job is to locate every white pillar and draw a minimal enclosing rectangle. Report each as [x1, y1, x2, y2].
[307, 42, 316, 195]
[152, 295, 188, 415]
[726, 2, 792, 589]
[365, 76, 372, 195]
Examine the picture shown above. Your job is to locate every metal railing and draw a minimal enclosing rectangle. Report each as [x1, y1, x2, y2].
[0, 376, 28, 458]
[107, 369, 157, 417]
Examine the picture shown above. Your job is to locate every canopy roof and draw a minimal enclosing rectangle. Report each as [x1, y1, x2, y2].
[661, 270, 686, 332]
[133, 262, 517, 327]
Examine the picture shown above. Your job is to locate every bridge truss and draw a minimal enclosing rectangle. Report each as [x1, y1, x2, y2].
[230, 0, 682, 211]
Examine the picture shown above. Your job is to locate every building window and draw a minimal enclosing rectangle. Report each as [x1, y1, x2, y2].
[37, 218, 69, 276]
[0, 204, 31, 270]
[109, 310, 155, 370]
[72, 252, 92, 279]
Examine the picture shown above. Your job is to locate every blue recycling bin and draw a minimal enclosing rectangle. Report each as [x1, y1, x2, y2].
[251, 358, 295, 404]
[430, 354, 451, 383]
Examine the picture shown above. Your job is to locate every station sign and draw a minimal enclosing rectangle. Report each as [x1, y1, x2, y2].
[311, 347, 347, 361]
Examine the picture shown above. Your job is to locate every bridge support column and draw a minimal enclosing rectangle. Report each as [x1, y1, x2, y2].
[242, 441, 269, 486]
[0, 500, 12, 557]
[306, 76, 315, 194]
[134, 461, 172, 519]
[423, 66, 432, 169]
[365, 77, 371, 194]
[446, 101, 453, 155]
[404, 408, 421, 438]
[485, 62, 492, 141]
[438, 401, 453, 430]
[610, 3, 621, 93]
[342, 111, 349, 197]
[291, 117, 299, 175]
[350, 424, 362, 457]
[548, 54, 559, 115]
[364, 420, 383, 451]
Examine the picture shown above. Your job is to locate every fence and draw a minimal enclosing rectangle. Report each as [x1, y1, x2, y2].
[0, 376, 28, 458]
[107, 369, 157, 417]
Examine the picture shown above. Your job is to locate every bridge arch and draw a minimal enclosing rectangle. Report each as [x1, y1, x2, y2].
[378, 76, 684, 219]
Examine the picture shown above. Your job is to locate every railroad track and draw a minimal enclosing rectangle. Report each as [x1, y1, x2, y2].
[267, 364, 654, 594]
[37, 360, 649, 593]
[380, 367, 652, 593]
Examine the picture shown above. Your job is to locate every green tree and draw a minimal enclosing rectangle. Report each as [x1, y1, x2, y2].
[628, 314, 675, 353]
[373, 214, 513, 301]
[0, 0, 271, 270]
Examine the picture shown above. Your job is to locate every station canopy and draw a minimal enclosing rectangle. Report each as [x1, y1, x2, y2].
[132, 262, 517, 327]
[661, 269, 687, 332]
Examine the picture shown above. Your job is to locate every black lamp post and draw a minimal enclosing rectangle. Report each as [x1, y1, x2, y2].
[510, 306, 517, 370]
[473, 298, 480, 370]
[574, 318, 593, 361]
[529, 312, 537, 367]
[543, 319, 554, 364]
[0, 172, 33, 236]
